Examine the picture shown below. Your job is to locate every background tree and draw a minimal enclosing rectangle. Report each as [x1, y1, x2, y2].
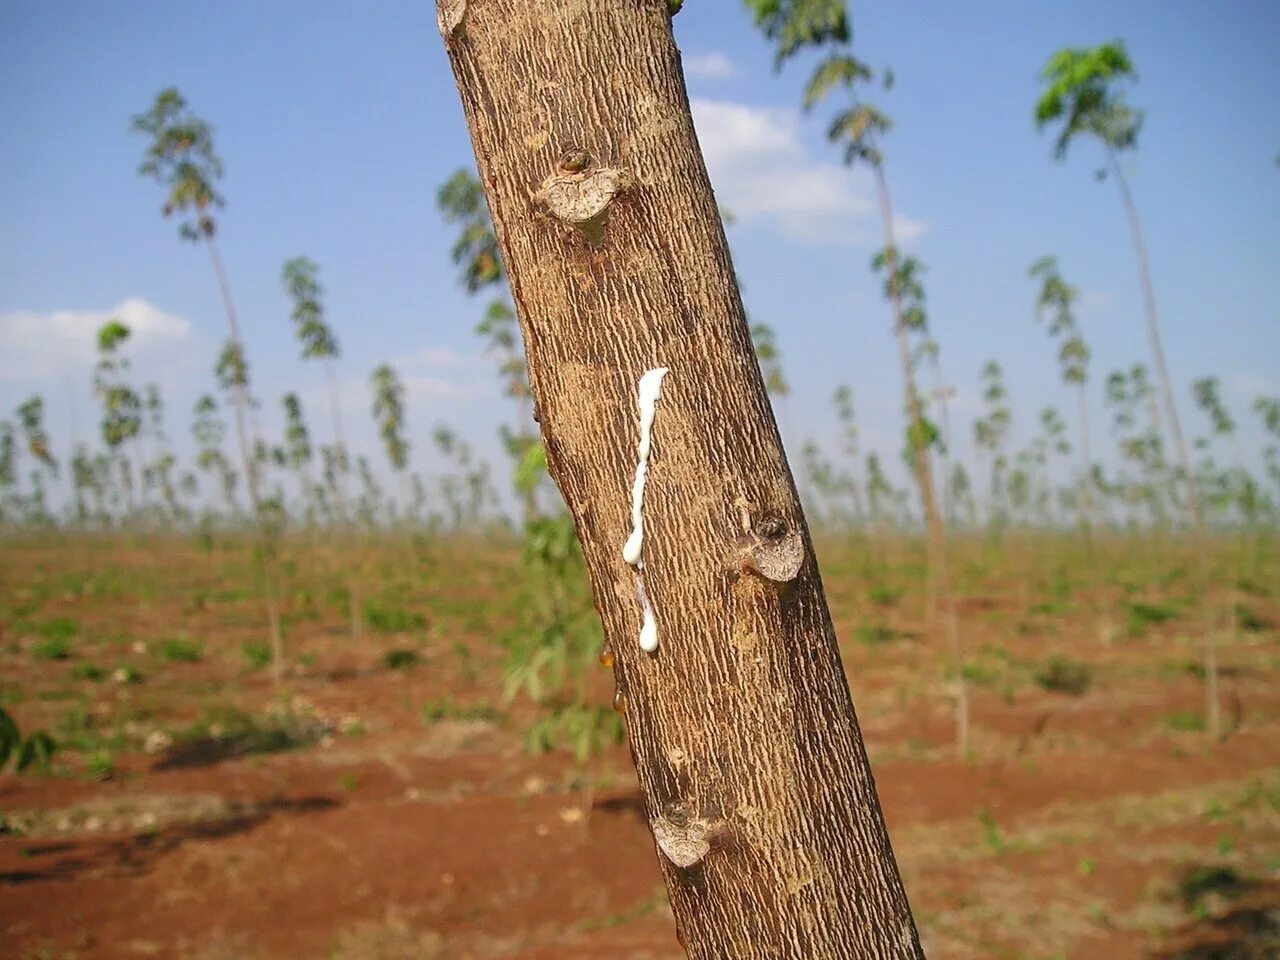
[802, 40, 969, 756]
[1030, 256, 1095, 542]
[282, 256, 362, 639]
[133, 87, 284, 678]
[437, 170, 541, 523]
[1035, 44, 1219, 735]
[93, 320, 143, 517]
[370, 363, 410, 514]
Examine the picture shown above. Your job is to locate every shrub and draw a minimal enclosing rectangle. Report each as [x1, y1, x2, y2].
[0, 708, 57, 774]
[32, 636, 70, 661]
[70, 662, 106, 682]
[363, 599, 426, 634]
[241, 641, 272, 670]
[382, 648, 420, 671]
[1127, 601, 1178, 636]
[1035, 657, 1092, 696]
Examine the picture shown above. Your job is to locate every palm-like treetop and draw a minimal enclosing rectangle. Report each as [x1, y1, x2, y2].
[1035, 41, 1143, 161]
[802, 52, 890, 168]
[132, 87, 224, 242]
[744, 0, 848, 66]
[282, 257, 340, 360]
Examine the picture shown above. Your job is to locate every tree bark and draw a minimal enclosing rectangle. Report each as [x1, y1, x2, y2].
[438, 1, 923, 956]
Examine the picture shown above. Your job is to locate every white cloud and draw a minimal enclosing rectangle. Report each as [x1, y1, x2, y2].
[409, 346, 469, 369]
[690, 98, 924, 245]
[0, 297, 193, 382]
[685, 51, 736, 80]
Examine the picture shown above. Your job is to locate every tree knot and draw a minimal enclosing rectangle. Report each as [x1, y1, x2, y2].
[435, 0, 467, 37]
[651, 803, 726, 869]
[738, 516, 805, 583]
[535, 150, 632, 238]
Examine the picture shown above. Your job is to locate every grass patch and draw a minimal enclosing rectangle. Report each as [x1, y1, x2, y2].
[1164, 710, 1207, 733]
[69, 662, 106, 682]
[855, 623, 905, 646]
[866, 584, 904, 607]
[363, 598, 426, 634]
[241, 641, 272, 670]
[1127, 601, 1179, 636]
[32, 636, 71, 661]
[159, 636, 202, 663]
[421, 699, 501, 725]
[1234, 603, 1270, 632]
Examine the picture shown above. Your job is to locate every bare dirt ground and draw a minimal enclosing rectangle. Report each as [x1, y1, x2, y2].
[1, 535, 1277, 959]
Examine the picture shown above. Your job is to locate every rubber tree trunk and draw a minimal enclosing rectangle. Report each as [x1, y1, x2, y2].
[438, 1, 923, 957]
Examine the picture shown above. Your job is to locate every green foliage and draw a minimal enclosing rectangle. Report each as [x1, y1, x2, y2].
[70, 662, 106, 682]
[1029, 256, 1090, 386]
[1127, 600, 1179, 636]
[0, 707, 57, 774]
[1234, 603, 1269, 632]
[1177, 865, 1247, 908]
[803, 53, 873, 110]
[215, 340, 250, 394]
[241, 640, 272, 670]
[382, 648, 419, 671]
[1035, 41, 1142, 161]
[855, 623, 903, 646]
[750, 322, 790, 397]
[370, 364, 410, 472]
[1164, 710, 1207, 733]
[437, 169, 503, 293]
[421, 699, 501, 725]
[16, 396, 57, 473]
[978, 808, 1007, 854]
[283, 256, 340, 360]
[132, 87, 224, 241]
[32, 636, 71, 661]
[744, 0, 849, 66]
[363, 598, 426, 634]
[1034, 657, 1092, 696]
[159, 636, 202, 662]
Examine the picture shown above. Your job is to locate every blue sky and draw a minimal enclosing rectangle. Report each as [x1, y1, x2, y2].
[2, 1, 1278, 507]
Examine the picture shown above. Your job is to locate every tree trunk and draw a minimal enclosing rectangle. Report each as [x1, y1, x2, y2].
[205, 234, 286, 684]
[438, 2, 923, 956]
[324, 360, 362, 640]
[1106, 149, 1219, 737]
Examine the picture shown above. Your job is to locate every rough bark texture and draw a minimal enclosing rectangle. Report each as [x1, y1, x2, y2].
[438, 2, 923, 957]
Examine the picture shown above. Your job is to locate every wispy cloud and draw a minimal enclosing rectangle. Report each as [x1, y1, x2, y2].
[408, 346, 471, 369]
[685, 51, 736, 80]
[0, 298, 193, 382]
[690, 98, 926, 245]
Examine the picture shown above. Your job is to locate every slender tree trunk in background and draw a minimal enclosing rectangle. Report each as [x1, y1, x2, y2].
[325, 360, 362, 641]
[439, 2, 923, 956]
[205, 234, 286, 684]
[1106, 149, 1219, 738]
[871, 162, 969, 760]
[1076, 383, 1112, 642]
